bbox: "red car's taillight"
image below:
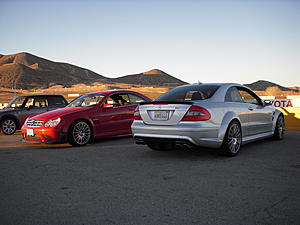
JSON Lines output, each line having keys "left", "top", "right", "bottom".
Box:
{"left": 134, "top": 106, "right": 142, "bottom": 120}
{"left": 181, "top": 105, "right": 211, "bottom": 121}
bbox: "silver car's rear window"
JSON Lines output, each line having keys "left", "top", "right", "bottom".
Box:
{"left": 156, "top": 85, "right": 220, "bottom": 101}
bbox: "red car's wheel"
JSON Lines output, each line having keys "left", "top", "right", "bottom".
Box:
{"left": 68, "top": 120, "right": 92, "bottom": 146}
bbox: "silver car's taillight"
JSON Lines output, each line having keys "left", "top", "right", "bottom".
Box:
{"left": 181, "top": 105, "right": 211, "bottom": 121}
{"left": 134, "top": 106, "right": 142, "bottom": 120}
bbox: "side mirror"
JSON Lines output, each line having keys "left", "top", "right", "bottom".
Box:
{"left": 102, "top": 103, "right": 114, "bottom": 109}
{"left": 264, "top": 100, "right": 272, "bottom": 106}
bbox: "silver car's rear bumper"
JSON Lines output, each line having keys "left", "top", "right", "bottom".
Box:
{"left": 131, "top": 121, "right": 223, "bottom": 148}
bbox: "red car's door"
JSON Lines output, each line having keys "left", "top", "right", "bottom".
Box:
{"left": 92, "top": 93, "right": 149, "bottom": 137}
{"left": 92, "top": 93, "right": 132, "bottom": 137}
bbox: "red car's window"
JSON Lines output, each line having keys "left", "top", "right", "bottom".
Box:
{"left": 67, "top": 94, "right": 106, "bottom": 107}
{"left": 105, "top": 94, "right": 130, "bottom": 107}
{"left": 128, "top": 94, "right": 147, "bottom": 104}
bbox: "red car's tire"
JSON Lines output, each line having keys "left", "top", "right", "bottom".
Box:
{"left": 68, "top": 120, "right": 92, "bottom": 147}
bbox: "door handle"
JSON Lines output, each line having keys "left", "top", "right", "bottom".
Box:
{"left": 248, "top": 106, "right": 254, "bottom": 111}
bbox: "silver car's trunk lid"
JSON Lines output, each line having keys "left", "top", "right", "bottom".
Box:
{"left": 139, "top": 102, "right": 192, "bottom": 125}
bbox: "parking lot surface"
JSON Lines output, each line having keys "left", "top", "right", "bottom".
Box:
{"left": 0, "top": 132, "right": 300, "bottom": 225}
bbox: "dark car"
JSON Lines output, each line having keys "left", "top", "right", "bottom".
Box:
{"left": 0, "top": 95, "right": 68, "bottom": 135}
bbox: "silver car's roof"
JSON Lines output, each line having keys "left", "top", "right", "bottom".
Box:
{"left": 180, "top": 83, "right": 256, "bottom": 102}
{"left": 190, "top": 82, "right": 241, "bottom": 87}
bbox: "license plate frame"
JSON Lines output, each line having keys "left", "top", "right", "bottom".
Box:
{"left": 26, "top": 129, "right": 34, "bottom": 136}
{"left": 153, "top": 111, "right": 169, "bottom": 121}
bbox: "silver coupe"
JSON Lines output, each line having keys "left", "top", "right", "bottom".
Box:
{"left": 131, "top": 83, "right": 284, "bottom": 156}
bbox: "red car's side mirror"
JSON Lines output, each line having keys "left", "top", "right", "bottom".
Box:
{"left": 102, "top": 103, "right": 114, "bottom": 109}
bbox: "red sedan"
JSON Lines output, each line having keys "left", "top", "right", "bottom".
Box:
{"left": 21, "top": 90, "right": 151, "bottom": 146}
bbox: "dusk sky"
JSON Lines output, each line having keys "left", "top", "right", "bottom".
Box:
{"left": 1, "top": 0, "right": 299, "bottom": 86}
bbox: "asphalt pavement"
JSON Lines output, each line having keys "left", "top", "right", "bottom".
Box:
{"left": 0, "top": 131, "right": 300, "bottom": 225}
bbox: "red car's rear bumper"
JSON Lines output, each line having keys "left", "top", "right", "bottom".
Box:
{"left": 21, "top": 125, "right": 67, "bottom": 144}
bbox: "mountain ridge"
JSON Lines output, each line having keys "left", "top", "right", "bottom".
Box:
{"left": 0, "top": 52, "right": 297, "bottom": 92}
{"left": 113, "top": 68, "right": 187, "bottom": 86}
{"left": 0, "top": 52, "right": 187, "bottom": 89}
{"left": 244, "top": 80, "right": 298, "bottom": 92}
{"left": 0, "top": 52, "right": 109, "bottom": 89}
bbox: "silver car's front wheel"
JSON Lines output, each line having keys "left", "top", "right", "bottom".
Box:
{"left": 273, "top": 115, "right": 285, "bottom": 140}
{"left": 218, "top": 121, "right": 242, "bottom": 156}
{"left": 1, "top": 119, "right": 17, "bottom": 135}
{"left": 68, "top": 120, "right": 92, "bottom": 146}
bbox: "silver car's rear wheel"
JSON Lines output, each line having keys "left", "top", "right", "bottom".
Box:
{"left": 218, "top": 121, "right": 242, "bottom": 156}
{"left": 1, "top": 118, "right": 17, "bottom": 135}
{"left": 68, "top": 120, "right": 92, "bottom": 146}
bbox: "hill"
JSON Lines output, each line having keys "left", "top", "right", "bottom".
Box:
{"left": 0, "top": 52, "right": 109, "bottom": 89}
{"left": 245, "top": 80, "right": 298, "bottom": 92}
{"left": 0, "top": 53, "right": 187, "bottom": 89}
{"left": 1, "top": 52, "right": 296, "bottom": 92}
{"left": 114, "top": 69, "right": 187, "bottom": 86}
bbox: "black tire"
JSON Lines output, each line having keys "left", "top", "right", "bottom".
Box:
{"left": 147, "top": 142, "right": 173, "bottom": 151}
{"left": 1, "top": 118, "right": 17, "bottom": 135}
{"left": 273, "top": 115, "right": 285, "bottom": 140}
{"left": 217, "top": 120, "right": 242, "bottom": 157}
{"left": 68, "top": 120, "right": 92, "bottom": 147}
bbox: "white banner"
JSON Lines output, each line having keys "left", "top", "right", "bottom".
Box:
{"left": 268, "top": 99, "right": 300, "bottom": 107}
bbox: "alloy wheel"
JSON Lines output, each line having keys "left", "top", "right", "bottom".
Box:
{"left": 72, "top": 121, "right": 91, "bottom": 145}
{"left": 277, "top": 116, "right": 285, "bottom": 139}
{"left": 227, "top": 123, "right": 242, "bottom": 154}
{"left": 2, "top": 119, "right": 17, "bottom": 135}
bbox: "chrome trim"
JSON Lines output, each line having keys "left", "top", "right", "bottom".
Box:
{"left": 26, "top": 120, "right": 44, "bottom": 127}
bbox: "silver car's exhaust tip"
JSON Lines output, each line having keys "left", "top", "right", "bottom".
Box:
{"left": 134, "top": 137, "right": 147, "bottom": 145}
{"left": 134, "top": 136, "right": 195, "bottom": 149}
{"left": 174, "top": 141, "right": 194, "bottom": 150}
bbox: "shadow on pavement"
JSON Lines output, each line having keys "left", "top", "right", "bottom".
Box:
{"left": 280, "top": 107, "right": 300, "bottom": 131}
{"left": 18, "top": 135, "right": 133, "bottom": 150}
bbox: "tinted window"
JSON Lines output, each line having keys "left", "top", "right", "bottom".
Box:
{"left": 48, "top": 96, "right": 67, "bottom": 106}
{"left": 67, "top": 94, "right": 106, "bottom": 107}
{"left": 6, "top": 96, "right": 26, "bottom": 108}
{"left": 156, "top": 85, "right": 220, "bottom": 102}
{"left": 225, "top": 87, "right": 261, "bottom": 105}
{"left": 225, "top": 87, "right": 243, "bottom": 102}
{"left": 128, "top": 94, "right": 146, "bottom": 104}
{"left": 25, "top": 97, "right": 48, "bottom": 108}
{"left": 238, "top": 89, "right": 260, "bottom": 105}
{"left": 105, "top": 94, "right": 130, "bottom": 107}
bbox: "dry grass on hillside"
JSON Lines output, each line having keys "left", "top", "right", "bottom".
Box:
{"left": 0, "top": 83, "right": 169, "bottom": 103}
{"left": 1, "top": 83, "right": 299, "bottom": 104}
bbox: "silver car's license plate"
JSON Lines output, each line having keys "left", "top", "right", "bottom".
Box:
{"left": 153, "top": 111, "right": 169, "bottom": 120}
